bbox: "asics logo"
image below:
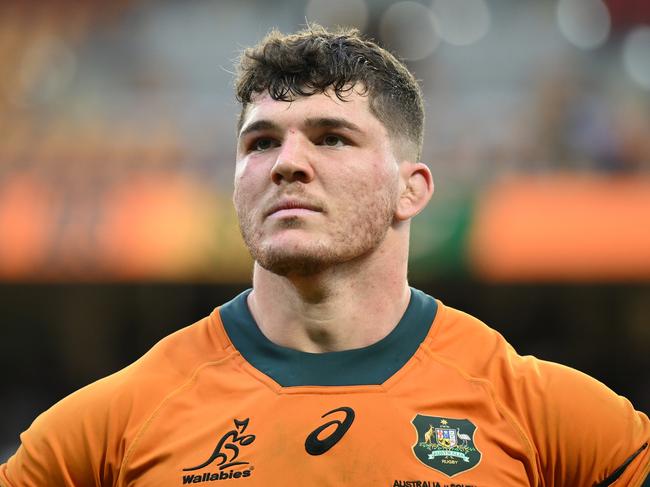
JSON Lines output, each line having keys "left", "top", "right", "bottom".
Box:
{"left": 305, "top": 406, "right": 355, "bottom": 456}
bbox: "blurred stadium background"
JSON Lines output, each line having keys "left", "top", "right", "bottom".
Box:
{"left": 1, "top": 0, "right": 649, "bottom": 461}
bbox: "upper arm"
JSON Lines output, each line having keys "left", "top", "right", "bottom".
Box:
{"left": 0, "top": 388, "right": 108, "bottom": 487}
{"left": 593, "top": 442, "right": 649, "bottom": 486}
{"left": 527, "top": 360, "right": 650, "bottom": 486}
{"left": 0, "top": 370, "right": 136, "bottom": 487}
{"left": 1, "top": 414, "right": 89, "bottom": 485}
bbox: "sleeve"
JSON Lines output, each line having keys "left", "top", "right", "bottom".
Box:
{"left": 0, "top": 375, "right": 130, "bottom": 487}
{"left": 526, "top": 360, "right": 650, "bottom": 487}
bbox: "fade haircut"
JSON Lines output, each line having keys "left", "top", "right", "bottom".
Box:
{"left": 235, "top": 24, "right": 424, "bottom": 160}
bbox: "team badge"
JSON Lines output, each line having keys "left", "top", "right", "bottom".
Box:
{"left": 411, "top": 415, "right": 481, "bottom": 477}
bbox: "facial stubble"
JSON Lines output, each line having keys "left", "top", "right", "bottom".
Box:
{"left": 234, "top": 185, "right": 398, "bottom": 277}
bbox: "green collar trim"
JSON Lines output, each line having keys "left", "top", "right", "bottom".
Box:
{"left": 219, "top": 287, "right": 437, "bottom": 387}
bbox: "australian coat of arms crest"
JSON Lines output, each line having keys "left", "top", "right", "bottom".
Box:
{"left": 411, "top": 415, "right": 481, "bottom": 477}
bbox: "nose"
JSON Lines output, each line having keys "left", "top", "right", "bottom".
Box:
{"left": 271, "top": 134, "right": 314, "bottom": 185}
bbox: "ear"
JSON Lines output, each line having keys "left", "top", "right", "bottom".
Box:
{"left": 395, "top": 161, "right": 434, "bottom": 221}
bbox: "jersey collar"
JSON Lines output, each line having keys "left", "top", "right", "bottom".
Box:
{"left": 218, "top": 287, "right": 437, "bottom": 387}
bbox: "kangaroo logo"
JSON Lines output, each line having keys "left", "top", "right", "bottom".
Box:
{"left": 424, "top": 424, "right": 435, "bottom": 445}
{"left": 183, "top": 418, "right": 256, "bottom": 471}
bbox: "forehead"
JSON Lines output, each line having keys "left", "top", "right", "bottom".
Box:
{"left": 239, "top": 89, "right": 381, "bottom": 135}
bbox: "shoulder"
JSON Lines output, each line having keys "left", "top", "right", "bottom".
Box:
{"left": 50, "top": 310, "right": 232, "bottom": 431}
{"left": 70, "top": 311, "right": 229, "bottom": 408}
{"left": 426, "top": 301, "right": 650, "bottom": 486}
{"left": 426, "top": 301, "right": 640, "bottom": 410}
{"left": 1, "top": 311, "right": 232, "bottom": 486}
{"left": 424, "top": 301, "right": 532, "bottom": 391}
{"left": 126, "top": 310, "right": 233, "bottom": 385}
{"left": 425, "top": 301, "right": 640, "bottom": 420}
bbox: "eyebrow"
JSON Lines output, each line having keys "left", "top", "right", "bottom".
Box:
{"left": 238, "top": 117, "right": 364, "bottom": 140}
{"left": 238, "top": 120, "right": 281, "bottom": 140}
{"left": 304, "top": 117, "right": 364, "bottom": 134}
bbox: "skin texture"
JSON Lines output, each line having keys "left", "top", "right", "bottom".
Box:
{"left": 233, "top": 88, "right": 434, "bottom": 352}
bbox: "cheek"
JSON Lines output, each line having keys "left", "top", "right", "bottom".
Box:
{"left": 338, "top": 160, "right": 396, "bottom": 199}
{"left": 234, "top": 162, "right": 266, "bottom": 206}
{"left": 330, "top": 154, "right": 385, "bottom": 185}
{"left": 334, "top": 179, "right": 388, "bottom": 217}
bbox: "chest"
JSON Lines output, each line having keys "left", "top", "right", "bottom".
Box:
{"left": 118, "top": 364, "right": 535, "bottom": 487}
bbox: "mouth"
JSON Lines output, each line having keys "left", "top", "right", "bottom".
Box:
{"left": 265, "top": 199, "right": 323, "bottom": 218}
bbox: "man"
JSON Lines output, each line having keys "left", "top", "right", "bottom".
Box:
{"left": 1, "top": 25, "right": 649, "bottom": 486}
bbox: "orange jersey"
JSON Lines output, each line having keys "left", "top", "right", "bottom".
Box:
{"left": 1, "top": 288, "right": 649, "bottom": 486}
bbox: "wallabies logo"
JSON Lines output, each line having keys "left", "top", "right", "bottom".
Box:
{"left": 184, "top": 418, "right": 255, "bottom": 472}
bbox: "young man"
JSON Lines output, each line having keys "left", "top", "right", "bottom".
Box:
{"left": 1, "top": 25, "right": 649, "bottom": 487}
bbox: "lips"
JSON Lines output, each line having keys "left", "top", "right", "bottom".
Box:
{"left": 265, "top": 199, "right": 323, "bottom": 217}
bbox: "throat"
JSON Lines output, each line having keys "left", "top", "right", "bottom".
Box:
{"left": 249, "top": 264, "right": 413, "bottom": 352}
{"left": 260, "top": 306, "right": 398, "bottom": 353}
{"left": 303, "top": 323, "right": 346, "bottom": 353}
{"left": 265, "top": 313, "right": 360, "bottom": 353}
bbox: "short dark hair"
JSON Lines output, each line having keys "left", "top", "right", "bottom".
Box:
{"left": 235, "top": 24, "right": 424, "bottom": 160}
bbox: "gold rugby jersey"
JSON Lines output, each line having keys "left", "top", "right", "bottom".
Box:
{"left": 1, "top": 288, "right": 649, "bottom": 486}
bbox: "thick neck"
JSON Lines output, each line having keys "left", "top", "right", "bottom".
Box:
{"left": 247, "top": 228, "right": 411, "bottom": 353}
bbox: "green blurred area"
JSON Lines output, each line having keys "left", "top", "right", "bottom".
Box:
{"left": 409, "top": 188, "right": 476, "bottom": 279}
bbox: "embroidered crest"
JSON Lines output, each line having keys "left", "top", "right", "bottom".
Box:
{"left": 411, "top": 415, "right": 481, "bottom": 477}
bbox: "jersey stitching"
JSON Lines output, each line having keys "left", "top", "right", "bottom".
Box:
{"left": 116, "top": 352, "right": 239, "bottom": 486}
{"left": 210, "top": 309, "right": 235, "bottom": 352}
{"left": 420, "top": 298, "right": 447, "bottom": 347}
{"left": 423, "top": 347, "right": 541, "bottom": 487}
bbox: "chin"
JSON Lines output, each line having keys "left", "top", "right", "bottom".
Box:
{"left": 259, "top": 258, "right": 327, "bottom": 277}
{"left": 255, "top": 246, "right": 333, "bottom": 277}
{"left": 245, "top": 223, "right": 393, "bottom": 277}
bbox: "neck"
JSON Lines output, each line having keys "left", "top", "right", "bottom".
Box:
{"left": 247, "top": 233, "right": 411, "bottom": 353}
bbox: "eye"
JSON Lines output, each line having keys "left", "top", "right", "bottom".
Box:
{"left": 250, "top": 138, "right": 278, "bottom": 152}
{"left": 321, "top": 134, "right": 346, "bottom": 147}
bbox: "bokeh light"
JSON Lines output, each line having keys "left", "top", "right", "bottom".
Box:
{"left": 379, "top": 1, "right": 439, "bottom": 61}
{"left": 556, "top": 0, "right": 611, "bottom": 49}
{"left": 305, "top": 0, "right": 369, "bottom": 31}
{"left": 622, "top": 26, "right": 650, "bottom": 90}
{"left": 431, "top": 0, "right": 491, "bottom": 46}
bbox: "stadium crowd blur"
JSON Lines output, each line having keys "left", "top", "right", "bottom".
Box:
{"left": 1, "top": 0, "right": 649, "bottom": 461}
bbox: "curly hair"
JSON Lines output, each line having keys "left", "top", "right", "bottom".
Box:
{"left": 235, "top": 24, "right": 424, "bottom": 160}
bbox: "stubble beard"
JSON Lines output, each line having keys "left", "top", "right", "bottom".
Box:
{"left": 235, "top": 189, "right": 398, "bottom": 278}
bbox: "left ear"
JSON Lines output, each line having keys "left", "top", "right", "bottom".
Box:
{"left": 395, "top": 161, "right": 434, "bottom": 221}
